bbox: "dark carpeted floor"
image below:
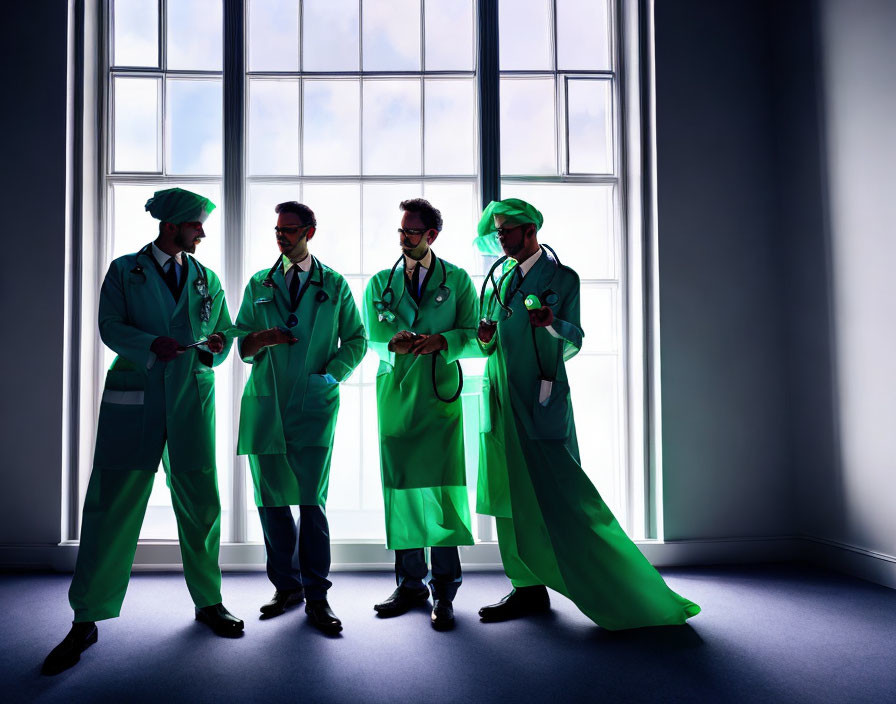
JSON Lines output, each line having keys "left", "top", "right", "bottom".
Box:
{"left": 2, "top": 564, "right": 895, "bottom": 703}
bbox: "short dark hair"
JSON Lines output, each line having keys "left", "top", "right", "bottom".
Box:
{"left": 274, "top": 201, "right": 316, "bottom": 228}
{"left": 399, "top": 198, "right": 442, "bottom": 232}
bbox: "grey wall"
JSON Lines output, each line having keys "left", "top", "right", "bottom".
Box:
{"left": 0, "top": 3, "right": 70, "bottom": 546}
{"left": 653, "top": 0, "right": 794, "bottom": 540}
{"left": 794, "top": 0, "right": 896, "bottom": 556}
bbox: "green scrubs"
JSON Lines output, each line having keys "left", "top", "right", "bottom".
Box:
{"left": 69, "top": 247, "right": 233, "bottom": 622}
{"left": 235, "top": 257, "right": 366, "bottom": 507}
{"left": 478, "top": 251, "right": 701, "bottom": 630}
{"left": 363, "top": 253, "right": 478, "bottom": 550}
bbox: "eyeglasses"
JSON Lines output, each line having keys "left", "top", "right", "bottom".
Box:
{"left": 496, "top": 225, "right": 524, "bottom": 237}
{"left": 274, "top": 225, "right": 308, "bottom": 235}
{"left": 397, "top": 228, "right": 429, "bottom": 240}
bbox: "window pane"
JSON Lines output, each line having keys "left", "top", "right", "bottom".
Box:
{"left": 498, "top": 0, "right": 552, "bottom": 70}
{"left": 422, "top": 181, "right": 478, "bottom": 275}
{"left": 557, "top": 0, "right": 611, "bottom": 71}
{"left": 248, "top": 79, "right": 300, "bottom": 176}
{"left": 424, "top": 79, "right": 476, "bottom": 175}
{"left": 113, "top": 77, "right": 160, "bottom": 172}
{"left": 363, "top": 80, "right": 421, "bottom": 175}
{"left": 303, "top": 80, "right": 360, "bottom": 176}
{"left": 245, "top": 182, "right": 301, "bottom": 278}
{"left": 166, "top": 0, "right": 222, "bottom": 71}
{"left": 567, "top": 79, "right": 612, "bottom": 174}
{"left": 248, "top": 0, "right": 300, "bottom": 72}
{"left": 303, "top": 183, "right": 362, "bottom": 274}
{"left": 500, "top": 78, "right": 556, "bottom": 175}
{"left": 580, "top": 285, "right": 617, "bottom": 354}
{"left": 166, "top": 79, "right": 223, "bottom": 175}
{"left": 567, "top": 356, "right": 623, "bottom": 518}
{"left": 327, "top": 385, "right": 362, "bottom": 511}
{"left": 113, "top": 0, "right": 158, "bottom": 67}
{"left": 424, "top": 0, "right": 473, "bottom": 71}
{"left": 302, "top": 0, "right": 359, "bottom": 71}
{"left": 362, "top": 181, "right": 423, "bottom": 271}
{"left": 360, "top": 383, "right": 386, "bottom": 516}
{"left": 363, "top": 0, "right": 421, "bottom": 71}
{"left": 499, "top": 182, "right": 614, "bottom": 279}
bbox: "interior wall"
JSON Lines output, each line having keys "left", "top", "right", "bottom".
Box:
{"left": 652, "top": 0, "right": 794, "bottom": 540}
{"left": 0, "top": 3, "right": 70, "bottom": 546}
{"left": 794, "top": 0, "right": 896, "bottom": 557}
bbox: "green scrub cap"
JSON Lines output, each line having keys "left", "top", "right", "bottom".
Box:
{"left": 474, "top": 198, "right": 544, "bottom": 255}
{"left": 145, "top": 187, "right": 216, "bottom": 225}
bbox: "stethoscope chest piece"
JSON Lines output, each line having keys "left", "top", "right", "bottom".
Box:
{"left": 434, "top": 284, "right": 451, "bottom": 305}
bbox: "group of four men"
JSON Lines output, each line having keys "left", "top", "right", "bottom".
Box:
{"left": 43, "top": 187, "right": 699, "bottom": 675}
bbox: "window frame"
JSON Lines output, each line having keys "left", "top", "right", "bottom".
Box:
{"left": 66, "top": 0, "right": 660, "bottom": 561}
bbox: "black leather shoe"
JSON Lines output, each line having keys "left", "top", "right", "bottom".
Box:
{"left": 306, "top": 599, "right": 343, "bottom": 634}
{"left": 259, "top": 588, "right": 305, "bottom": 617}
{"left": 41, "top": 622, "right": 98, "bottom": 675}
{"left": 373, "top": 586, "right": 430, "bottom": 618}
{"left": 478, "top": 586, "right": 551, "bottom": 622}
{"left": 195, "top": 603, "right": 245, "bottom": 637}
{"left": 431, "top": 599, "right": 455, "bottom": 631}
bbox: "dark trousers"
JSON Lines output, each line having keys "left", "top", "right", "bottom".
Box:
{"left": 257, "top": 505, "right": 332, "bottom": 601}
{"left": 395, "top": 547, "right": 462, "bottom": 602}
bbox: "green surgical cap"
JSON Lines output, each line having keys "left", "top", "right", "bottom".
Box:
{"left": 474, "top": 198, "right": 544, "bottom": 255}
{"left": 145, "top": 187, "right": 216, "bottom": 225}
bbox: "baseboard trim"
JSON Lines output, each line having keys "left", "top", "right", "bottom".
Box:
{"left": 0, "top": 537, "right": 794, "bottom": 573}
{"left": 800, "top": 535, "right": 896, "bottom": 590}
{"left": 3, "top": 536, "right": 894, "bottom": 591}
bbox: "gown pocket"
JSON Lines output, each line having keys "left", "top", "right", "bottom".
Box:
{"left": 530, "top": 378, "right": 571, "bottom": 440}
{"left": 93, "top": 391, "right": 146, "bottom": 470}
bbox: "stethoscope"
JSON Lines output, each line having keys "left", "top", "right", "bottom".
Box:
{"left": 261, "top": 254, "right": 329, "bottom": 328}
{"left": 479, "top": 244, "right": 565, "bottom": 383}
{"left": 374, "top": 252, "right": 461, "bottom": 404}
{"left": 373, "top": 252, "right": 450, "bottom": 323}
{"left": 478, "top": 244, "right": 563, "bottom": 323}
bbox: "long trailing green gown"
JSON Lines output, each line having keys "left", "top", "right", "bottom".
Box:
{"left": 478, "top": 249, "right": 700, "bottom": 630}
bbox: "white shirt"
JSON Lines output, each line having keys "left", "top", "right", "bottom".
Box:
{"left": 516, "top": 246, "right": 543, "bottom": 278}
{"left": 151, "top": 242, "right": 183, "bottom": 269}
{"left": 282, "top": 253, "right": 312, "bottom": 289}
{"left": 404, "top": 249, "right": 432, "bottom": 295}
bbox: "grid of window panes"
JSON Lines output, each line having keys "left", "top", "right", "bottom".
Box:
{"left": 243, "top": 0, "right": 481, "bottom": 542}
{"left": 96, "top": 0, "right": 636, "bottom": 546}
{"left": 104, "top": 0, "right": 234, "bottom": 540}
{"left": 498, "top": 0, "right": 629, "bottom": 529}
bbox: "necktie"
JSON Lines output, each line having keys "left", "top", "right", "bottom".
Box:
{"left": 165, "top": 258, "right": 181, "bottom": 302}
{"left": 288, "top": 265, "right": 301, "bottom": 308}
{"left": 410, "top": 263, "right": 421, "bottom": 302}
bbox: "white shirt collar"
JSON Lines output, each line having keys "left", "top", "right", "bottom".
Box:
{"left": 404, "top": 248, "right": 433, "bottom": 273}
{"left": 516, "top": 247, "right": 543, "bottom": 277}
{"left": 151, "top": 242, "right": 183, "bottom": 268}
{"left": 282, "top": 253, "right": 312, "bottom": 274}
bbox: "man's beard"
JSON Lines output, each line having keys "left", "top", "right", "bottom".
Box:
{"left": 174, "top": 228, "right": 198, "bottom": 253}
{"left": 500, "top": 238, "right": 524, "bottom": 258}
{"left": 402, "top": 240, "right": 428, "bottom": 261}
{"left": 283, "top": 235, "right": 308, "bottom": 262}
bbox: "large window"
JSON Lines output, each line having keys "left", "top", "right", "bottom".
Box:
{"left": 82, "top": 0, "right": 644, "bottom": 552}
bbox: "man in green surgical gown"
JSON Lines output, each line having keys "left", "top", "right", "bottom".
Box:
{"left": 43, "top": 188, "right": 241, "bottom": 676}
{"left": 363, "top": 198, "right": 479, "bottom": 631}
{"left": 235, "top": 201, "right": 366, "bottom": 634}
{"left": 475, "top": 198, "right": 700, "bottom": 629}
